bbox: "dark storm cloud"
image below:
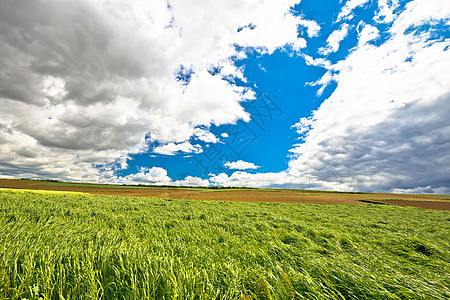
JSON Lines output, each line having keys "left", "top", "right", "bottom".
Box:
{"left": 287, "top": 93, "right": 450, "bottom": 194}
{"left": 0, "top": 0, "right": 153, "bottom": 106}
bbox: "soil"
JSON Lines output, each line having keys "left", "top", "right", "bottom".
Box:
{"left": 374, "top": 199, "right": 450, "bottom": 210}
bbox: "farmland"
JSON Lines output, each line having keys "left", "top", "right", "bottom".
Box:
{"left": 0, "top": 187, "right": 449, "bottom": 299}
{"left": 1, "top": 179, "right": 449, "bottom": 210}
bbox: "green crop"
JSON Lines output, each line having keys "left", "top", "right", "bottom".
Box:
{"left": 0, "top": 189, "right": 449, "bottom": 299}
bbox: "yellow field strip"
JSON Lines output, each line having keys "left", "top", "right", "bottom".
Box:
{"left": 0, "top": 187, "right": 88, "bottom": 195}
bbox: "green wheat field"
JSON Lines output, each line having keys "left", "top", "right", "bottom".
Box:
{"left": 0, "top": 188, "right": 449, "bottom": 299}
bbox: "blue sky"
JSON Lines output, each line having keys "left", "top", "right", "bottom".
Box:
{"left": 1, "top": 0, "right": 449, "bottom": 193}
{"left": 120, "top": 48, "right": 322, "bottom": 180}
{"left": 120, "top": 0, "right": 391, "bottom": 179}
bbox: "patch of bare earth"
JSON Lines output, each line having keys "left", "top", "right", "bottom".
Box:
{"left": 374, "top": 199, "right": 450, "bottom": 210}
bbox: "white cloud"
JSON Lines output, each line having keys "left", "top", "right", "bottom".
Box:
{"left": 174, "top": 176, "right": 210, "bottom": 187}
{"left": 306, "top": 71, "right": 334, "bottom": 96}
{"left": 288, "top": 0, "right": 450, "bottom": 193}
{"left": 303, "top": 55, "right": 332, "bottom": 69}
{"left": 210, "top": 0, "right": 450, "bottom": 194}
{"left": 120, "top": 167, "right": 172, "bottom": 185}
{"left": 0, "top": 0, "right": 309, "bottom": 182}
{"left": 374, "top": 0, "right": 399, "bottom": 23}
{"left": 337, "top": 0, "right": 370, "bottom": 22}
{"left": 357, "top": 23, "right": 379, "bottom": 45}
{"left": 153, "top": 142, "right": 203, "bottom": 156}
{"left": 319, "top": 23, "right": 350, "bottom": 55}
{"left": 224, "top": 160, "right": 260, "bottom": 170}
{"left": 297, "top": 19, "right": 321, "bottom": 37}
{"left": 390, "top": 0, "right": 450, "bottom": 34}
{"left": 391, "top": 186, "right": 449, "bottom": 195}
{"left": 118, "top": 167, "right": 210, "bottom": 187}
{"left": 194, "top": 128, "right": 219, "bottom": 144}
{"left": 209, "top": 171, "right": 290, "bottom": 187}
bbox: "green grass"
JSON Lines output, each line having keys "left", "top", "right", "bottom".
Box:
{"left": 0, "top": 189, "right": 449, "bottom": 299}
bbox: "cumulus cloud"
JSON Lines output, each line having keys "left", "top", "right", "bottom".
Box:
{"left": 306, "top": 71, "right": 334, "bottom": 96}
{"left": 210, "top": 0, "right": 450, "bottom": 194}
{"left": 119, "top": 167, "right": 209, "bottom": 186}
{"left": 0, "top": 0, "right": 309, "bottom": 182}
{"left": 357, "top": 23, "right": 379, "bottom": 45}
{"left": 319, "top": 23, "right": 350, "bottom": 55}
{"left": 153, "top": 142, "right": 203, "bottom": 156}
{"left": 118, "top": 167, "right": 209, "bottom": 187}
{"left": 389, "top": 0, "right": 450, "bottom": 34}
{"left": 208, "top": 172, "right": 264, "bottom": 187}
{"left": 337, "top": 0, "right": 370, "bottom": 22}
{"left": 297, "top": 19, "right": 321, "bottom": 37}
{"left": 374, "top": 0, "right": 399, "bottom": 23}
{"left": 174, "top": 176, "right": 210, "bottom": 187}
{"left": 194, "top": 128, "right": 219, "bottom": 144}
{"left": 224, "top": 160, "right": 260, "bottom": 170}
{"left": 120, "top": 167, "right": 173, "bottom": 185}
{"left": 289, "top": 0, "right": 450, "bottom": 193}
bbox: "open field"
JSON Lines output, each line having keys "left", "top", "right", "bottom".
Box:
{"left": 1, "top": 179, "right": 449, "bottom": 210}
{"left": 0, "top": 188, "right": 449, "bottom": 299}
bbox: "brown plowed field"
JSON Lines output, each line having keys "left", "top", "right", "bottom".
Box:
{"left": 374, "top": 199, "right": 450, "bottom": 210}
{"left": 1, "top": 178, "right": 449, "bottom": 210}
